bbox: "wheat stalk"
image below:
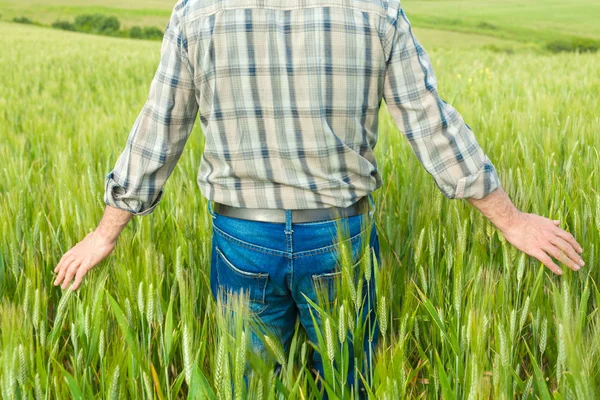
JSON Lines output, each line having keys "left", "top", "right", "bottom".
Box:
{"left": 182, "top": 323, "right": 193, "bottom": 385}
{"left": 539, "top": 317, "right": 548, "bottom": 356}
{"left": 325, "top": 318, "right": 335, "bottom": 363}
{"left": 338, "top": 304, "right": 346, "bottom": 343}
{"left": 109, "top": 365, "right": 120, "bottom": 400}
{"left": 264, "top": 335, "right": 286, "bottom": 367}
{"left": 378, "top": 296, "right": 388, "bottom": 338}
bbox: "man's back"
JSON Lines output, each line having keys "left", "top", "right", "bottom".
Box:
{"left": 179, "top": 0, "right": 392, "bottom": 210}
{"left": 104, "top": 0, "right": 500, "bottom": 215}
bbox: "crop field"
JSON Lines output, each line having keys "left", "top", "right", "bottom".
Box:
{"left": 0, "top": 0, "right": 600, "bottom": 398}
{"left": 2, "top": 0, "right": 600, "bottom": 45}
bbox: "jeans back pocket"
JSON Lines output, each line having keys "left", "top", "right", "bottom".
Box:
{"left": 214, "top": 246, "right": 270, "bottom": 316}
{"left": 311, "top": 250, "right": 367, "bottom": 310}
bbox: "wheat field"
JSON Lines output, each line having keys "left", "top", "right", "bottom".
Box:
{"left": 0, "top": 9, "right": 599, "bottom": 399}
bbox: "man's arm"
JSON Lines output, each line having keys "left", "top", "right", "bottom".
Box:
{"left": 381, "top": 3, "right": 583, "bottom": 275}
{"left": 467, "top": 187, "right": 583, "bottom": 275}
{"left": 54, "top": 205, "right": 132, "bottom": 289}
{"left": 382, "top": 4, "right": 500, "bottom": 201}
{"left": 54, "top": 1, "right": 198, "bottom": 290}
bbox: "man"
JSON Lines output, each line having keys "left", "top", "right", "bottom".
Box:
{"left": 53, "top": 0, "right": 584, "bottom": 393}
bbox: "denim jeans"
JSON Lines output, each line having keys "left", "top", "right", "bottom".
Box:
{"left": 208, "top": 194, "right": 381, "bottom": 396}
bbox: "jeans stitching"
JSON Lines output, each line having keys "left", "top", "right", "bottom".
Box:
{"left": 293, "top": 214, "right": 363, "bottom": 226}
{"left": 293, "top": 221, "right": 372, "bottom": 258}
{"left": 213, "top": 224, "right": 289, "bottom": 256}
{"left": 214, "top": 246, "right": 270, "bottom": 316}
{"left": 310, "top": 252, "right": 365, "bottom": 281}
{"left": 215, "top": 277, "right": 270, "bottom": 316}
{"left": 215, "top": 246, "right": 269, "bottom": 278}
{"left": 208, "top": 200, "right": 217, "bottom": 219}
{"left": 212, "top": 218, "right": 372, "bottom": 258}
{"left": 285, "top": 210, "right": 294, "bottom": 289}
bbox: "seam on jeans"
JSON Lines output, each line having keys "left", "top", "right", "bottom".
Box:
{"left": 293, "top": 214, "right": 363, "bottom": 226}
{"left": 212, "top": 214, "right": 373, "bottom": 258}
{"left": 215, "top": 246, "right": 269, "bottom": 278}
{"left": 285, "top": 209, "right": 294, "bottom": 289}
{"left": 293, "top": 224, "right": 369, "bottom": 259}
{"left": 287, "top": 256, "right": 293, "bottom": 291}
{"left": 212, "top": 224, "right": 288, "bottom": 256}
{"left": 214, "top": 247, "right": 270, "bottom": 316}
{"left": 311, "top": 252, "right": 365, "bottom": 281}
{"left": 214, "top": 280, "right": 270, "bottom": 316}
{"left": 217, "top": 294, "right": 270, "bottom": 316}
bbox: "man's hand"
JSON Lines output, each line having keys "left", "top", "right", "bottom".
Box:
{"left": 54, "top": 230, "right": 116, "bottom": 290}
{"left": 467, "top": 187, "right": 584, "bottom": 275}
{"left": 500, "top": 212, "right": 583, "bottom": 275}
{"left": 53, "top": 205, "right": 133, "bottom": 290}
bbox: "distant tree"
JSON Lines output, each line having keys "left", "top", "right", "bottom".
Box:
{"left": 52, "top": 20, "right": 76, "bottom": 31}
{"left": 547, "top": 37, "right": 599, "bottom": 53}
{"left": 74, "top": 14, "right": 120, "bottom": 35}
{"left": 129, "top": 26, "right": 144, "bottom": 39}
{"left": 13, "top": 16, "right": 35, "bottom": 25}
{"left": 142, "top": 27, "right": 164, "bottom": 40}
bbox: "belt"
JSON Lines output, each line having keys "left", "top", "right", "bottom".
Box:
{"left": 212, "top": 196, "right": 370, "bottom": 223}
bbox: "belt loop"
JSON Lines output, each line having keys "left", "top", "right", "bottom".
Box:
{"left": 207, "top": 200, "right": 216, "bottom": 219}
{"left": 285, "top": 210, "right": 293, "bottom": 233}
{"left": 367, "top": 193, "right": 375, "bottom": 219}
{"left": 284, "top": 209, "right": 293, "bottom": 254}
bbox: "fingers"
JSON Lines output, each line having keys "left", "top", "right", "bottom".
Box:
{"left": 54, "top": 257, "right": 76, "bottom": 286}
{"left": 549, "top": 235, "right": 584, "bottom": 269}
{"left": 532, "top": 250, "right": 562, "bottom": 275}
{"left": 55, "top": 252, "right": 74, "bottom": 273}
{"left": 54, "top": 255, "right": 90, "bottom": 290}
{"left": 542, "top": 243, "right": 580, "bottom": 272}
{"left": 61, "top": 260, "right": 82, "bottom": 290}
{"left": 71, "top": 265, "right": 89, "bottom": 291}
{"left": 554, "top": 227, "right": 583, "bottom": 254}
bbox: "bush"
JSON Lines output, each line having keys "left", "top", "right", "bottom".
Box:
{"left": 129, "top": 26, "right": 144, "bottom": 39}
{"left": 477, "top": 21, "right": 498, "bottom": 30}
{"left": 74, "top": 14, "right": 120, "bottom": 35}
{"left": 127, "top": 26, "right": 163, "bottom": 40}
{"left": 142, "top": 26, "right": 164, "bottom": 40}
{"left": 52, "top": 20, "right": 76, "bottom": 31}
{"left": 546, "top": 37, "right": 599, "bottom": 53}
{"left": 47, "top": 13, "right": 163, "bottom": 41}
{"left": 13, "top": 16, "right": 34, "bottom": 25}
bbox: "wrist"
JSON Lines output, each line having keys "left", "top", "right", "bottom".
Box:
{"left": 94, "top": 205, "right": 134, "bottom": 245}
{"left": 94, "top": 225, "right": 119, "bottom": 245}
{"left": 467, "top": 187, "right": 521, "bottom": 233}
{"left": 491, "top": 205, "right": 522, "bottom": 233}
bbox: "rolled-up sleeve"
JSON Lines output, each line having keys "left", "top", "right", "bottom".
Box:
{"left": 104, "top": 3, "right": 198, "bottom": 216}
{"left": 381, "top": 5, "right": 501, "bottom": 199}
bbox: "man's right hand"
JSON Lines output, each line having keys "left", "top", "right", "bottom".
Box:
{"left": 53, "top": 205, "right": 133, "bottom": 290}
{"left": 499, "top": 211, "right": 584, "bottom": 275}
{"left": 53, "top": 230, "right": 116, "bottom": 290}
{"left": 467, "top": 187, "right": 584, "bottom": 276}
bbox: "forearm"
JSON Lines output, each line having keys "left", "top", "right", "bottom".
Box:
{"left": 95, "top": 205, "right": 134, "bottom": 244}
{"left": 466, "top": 187, "right": 520, "bottom": 233}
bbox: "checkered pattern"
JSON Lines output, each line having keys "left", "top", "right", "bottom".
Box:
{"left": 105, "top": 0, "right": 501, "bottom": 216}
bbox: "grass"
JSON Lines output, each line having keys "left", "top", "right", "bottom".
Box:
{"left": 0, "top": 0, "right": 173, "bottom": 29}
{"left": 410, "top": 27, "right": 518, "bottom": 50}
{"left": 1, "top": 7, "right": 600, "bottom": 399}
{"left": 403, "top": 0, "right": 600, "bottom": 43}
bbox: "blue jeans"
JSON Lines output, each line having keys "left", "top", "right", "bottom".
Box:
{"left": 208, "top": 194, "right": 381, "bottom": 395}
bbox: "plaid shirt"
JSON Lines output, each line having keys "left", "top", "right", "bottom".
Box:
{"left": 105, "top": 0, "right": 501, "bottom": 215}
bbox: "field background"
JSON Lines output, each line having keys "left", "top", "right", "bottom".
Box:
{"left": 1, "top": 0, "right": 599, "bottom": 399}
{"left": 3, "top": 0, "right": 600, "bottom": 47}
